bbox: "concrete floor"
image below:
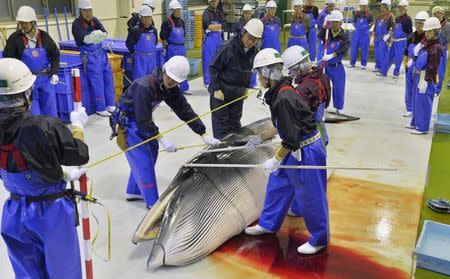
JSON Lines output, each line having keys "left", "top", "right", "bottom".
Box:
{"left": 0, "top": 62, "right": 437, "bottom": 278}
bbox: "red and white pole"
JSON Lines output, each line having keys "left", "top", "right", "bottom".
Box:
{"left": 72, "top": 68, "right": 93, "bottom": 279}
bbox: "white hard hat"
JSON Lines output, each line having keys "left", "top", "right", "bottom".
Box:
{"left": 16, "top": 6, "right": 38, "bottom": 22}
{"left": 143, "top": 0, "right": 155, "bottom": 8}
{"left": 266, "top": 1, "right": 277, "bottom": 9}
{"left": 0, "top": 58, "right": 36, "bottom": 95}
{"left": 359, "top": 0, "right": 368, "bottom": 5}
{"left": 325, "top": 0, "right": 336, "bottom": 4}
{"left": 244, "top": 18, "right": 264, "bottom": 38}
{"left": 78, "top": 0, "right": 93, "bottom": 9}
{"left": 281, "top": 45, "right": 309, "bottom": 71}
{"left": 398, "top": 0, "right": 408, "bottom": 7}
{"left": 242, "top": 4, "right": 253, "bottom": 11}
{"left": 253, "top": 48, "right": 282, "bottom": 70}
{"left": 380, "top": 0, "right": 391, "bottom": 6}
{"left": 293, "top": 0, "right": 303, "bottom": 6}
{"left": 423, "top": 17, "right": 441, "bottom": 31}
{"left": 432, "top": 6, "right": 445, "bottom": 15}
{"left": 164, "top": 56, "right": 190, "bottom": 83}
{"left": 169, "top": 0, "right": 182, "bottom": 10}
{"left": 329, "top": 10, "right": 344, "bottom": 22}
{"left": 415, "top": 11, "right": 429, "bottom": 21}
{"left": 139, "top": 5, "right": 153, "bottom": 16}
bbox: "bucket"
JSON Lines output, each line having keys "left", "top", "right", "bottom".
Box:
{"left": 188, "top": 58, "right": 200, "bottom": 77}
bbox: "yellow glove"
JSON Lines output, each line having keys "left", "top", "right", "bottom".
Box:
{"left": 402, "top": 55, "right": 409, "bottom": 68}
{"left": 213, "top": 90, "right": 225, "bottom": 101}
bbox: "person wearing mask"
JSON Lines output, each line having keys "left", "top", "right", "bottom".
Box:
{"left": 72, "top": 0, "right": 115, "bottom": 117}
{"left": 202, "top": 0, "right": 225, "bottom": 87}
{"left": 209, "top": 19, "right": 263, "bottom": 139}
{"left": 303, "top": 0, "right": 319, "bottom": 61}
{"left": 372, "top": 0, "right": 394, "bottom": 73}
{"left": 244, "top": 48, "right": 329, "bottom": 255}
{"left": 261, "top": 1, "right": 281, "bottom": 52}
{"left": 407, "top": 17, "right": 443, "bottom": 135}
{"left": 402, "top": 11, "right": 428, "bottom": 118}
{"left": 0, "top": 58, "right": 89, "bottom": 278}
{"left": 317, "top": 0, "right": 336, "bottom": 61}
{"left": 3, "top": 6, "right": 59, "bottom": 117}
{"left": 126, "top": 5, "right": 158, "bottom": 80}
{"left": 288, "top": 0, "right": 311, "bottom": 50}
{"left": 160, "top": 0, "right": 191, "bottom": 95}
{"left": 111, "top": 56, "right": 221, "bottom": 208}
{"left": 127, "top": 0, "right": 156, "bottom": 29}
{"left": 223, "top": 0, "right": 236, "bottom": 40}
{"left": 348, "top": 0, "right": 373, "bottom": 69}
{"left": 319, "top": 10, "right": 350, "bottom": 114}
{"left": 379, "top": 0, "right": 412, "bottom": 78}
{"left": 432, "top": 6, "right": 450, "bottom": 92}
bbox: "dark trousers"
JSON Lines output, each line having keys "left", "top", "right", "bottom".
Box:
{"left": 210, "top": 94, "right": 244, "bottom": 140}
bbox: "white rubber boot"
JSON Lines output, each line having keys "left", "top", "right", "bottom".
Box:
{"left": 244, "top": 224, "right": 274, "bottom": 235}
{"left": 297, "top": 242, "right": 326, "bottom": 254}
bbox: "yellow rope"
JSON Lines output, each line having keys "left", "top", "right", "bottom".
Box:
{"left": 85, "top": 90, "right": 258, "bottom": 169}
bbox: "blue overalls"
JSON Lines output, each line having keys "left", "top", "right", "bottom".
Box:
{"left": 374, "top": 15, "right": 390, "bottom": 71}
{"left": 436, "top": 20, "right": 448, "bottom": 94}
{"left": 317, "top": 9, "right": 331, "bottom": 61}
{"left": 21, "top": 34, "right": 57, "bottom": 117}
{"left": 305, "top": 8, "right": 317, "bottom": 61}
{"left": 350, "top": 13, "right": 370, "bottom": 67}
{"left": 404, "top": 41, "right": 416, "bottom": 113}
{"left": 258, "top": 130, "right": 329, "bottom": 247}
{"left": 261, "top": 16, "right": 281, "bottom": 52}
{"left": 325, "top": 38, "right": 346, "bottom": 110}
{"left": 381, "top": 17, "right": 408, "bottom": 76}
{"left": 287, "top": 16, "right": 309, "bottom": 50}
{"left": 0, "top": 145, "right": 81, "bottom": 279}
{"left": 410, "top": 47, "right": 444, "bottom": 132}
{"left": 202, "top": 12, "right": 223, "bottom": 86}
{"left": 133, "top": 28, "right": 157, "bottom": 80}
{"left": 166, "top": 17, "right": 189, "bottom": 92}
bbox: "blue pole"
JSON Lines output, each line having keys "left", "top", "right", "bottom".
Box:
{"left": 44, "top": 8, "right": 49, "bottom": 33}
{"left": 54, "top": 8, "right": 62, "bottom": 41}
{"left": 64, "top": 7, "right": 71, "bottom": 40}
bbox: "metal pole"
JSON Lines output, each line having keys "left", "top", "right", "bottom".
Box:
{"left": 44, "top": 8, "right": 49, "bottom": 33}
{"left": 64, "top": 7, "right": 71, "bottom": 40}
{"left": 54, "top": 8, "right": 62, "bottom": 41}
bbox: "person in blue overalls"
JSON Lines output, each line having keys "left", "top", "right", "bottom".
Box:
{"left": 402, "top": 11, "right": 428, "bottom": 118}
{"left": 3, "top": 6, "right": 59, "bottom": 117}
{"left": 0, "top": 58, "right": 89, "bottom": 279}
{"left": 407, "top": 17, "right": 443, "bottom": 135}
{"left": 317, "top": 0, "right": 335, "bottom": 61}
{"left": 319, "top": 10, "right": 350, "bottom": 114}
{"left": 202, "top": 0, "right": 225, "bottom": 87}
{"left": 373, "top": 0, "right": 394, "bottom": 73}
{"left": 245, "top": 48, "right": 329, "bottom": 255}
{"left": 72, "top": 0, "right": 115, "bottom": 117}
{"left": 261, "top": 1, "right": 281, "bottom": 52}
{"left": 126, "top": 5, "right": 158, "bottom": 80}
{"left": 432, "top": 6, "right": 450, "bottom": 93}
{"left": 160, "top": 0, "right": 191, "bottom": 95}
{"left": 379, "top": 0, "right": 412, "bottom": 78}
{"left": 303, "top": 0, "right": 319, "bottom": 62}
{"left": 288, "top": 0, "right": 310, "bottom": 50}
{"left": 112, "top": 56, "right": 221, "bottom": 208}
{"left": 348, "top": 0, "right": 373, "bottom": 69}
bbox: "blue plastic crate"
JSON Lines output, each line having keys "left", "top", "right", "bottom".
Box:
{"left": 415, "top": 220, "right": 450, "bottom": 276}
{"left": 58, "top": 40, "right": 78, "bottom": 51}
{"left": 58, "top": 112, "right": 71, "bottom": 123}
{"left": 435, "top": 113, "right": 450, "bottom": 134}
{"left": 56, "top": 92, "right": 74, "bottom": 113}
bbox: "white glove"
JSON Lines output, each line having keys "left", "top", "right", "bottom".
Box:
{"left": 262, "top": 157, "right": 281, "bottom": 172}
{"left": 50, "top": 74, "right": 59, "bottom": 85}
{"left": 244, "top": 135, "right": 262, "bottom": 150}
{"left": 418, "top": 80, "right": 427, "bottom": 94}
{"left": 406, "top": 58, "right": 413, "bottom": 68}
{"left": 65, "top": 168, "right": 87, "bottom": 182}
{"left": 70, "top": 107, "right": 88, "bottom": 130}
{"left": 201, "top": 135, "right": 222, "bottom": 147}
{"left": 414, "top": 43, "right": 424, "bottom": 56}
{"left": 158, "top": 136, "right": 177, "bottom": 152}
{"left": 383, "top": 34, "right": 390, "bottom": 42}
{"left": 322, "top": 53, "right": 335, "bottom": 61}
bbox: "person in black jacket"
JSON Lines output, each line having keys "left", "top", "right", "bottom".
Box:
{"left": 3, "top": 6, "right": 60, "bottom": 117}
{"left": 208, "top": 18, "right": 263, "bottom": 139}
{"left": 0, "top": 58, "right": 89, "bottom": 278}
{"left": 244, "top": 48, "right": 329, "bottom": 255}
{"left": 111, "top": 56, "right": 221, "bottom": 208}
{"left": 127, "top": 0, "right": 156, "bottom": 29}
